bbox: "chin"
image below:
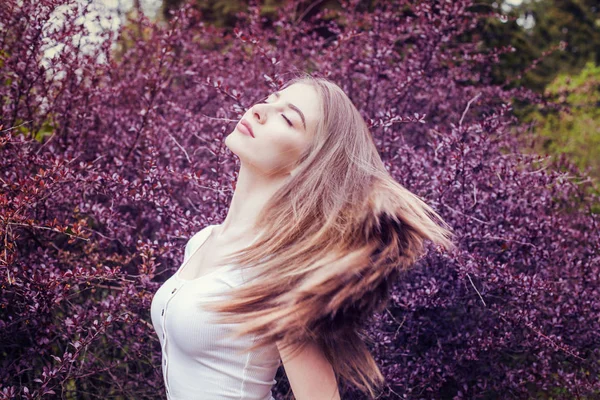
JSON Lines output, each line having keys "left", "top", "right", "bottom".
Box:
{"left": 224, "top": 132, "right": 238, "bottom": 151}
{"left": 224, "top": 134, "right": 249, "bottom": 160}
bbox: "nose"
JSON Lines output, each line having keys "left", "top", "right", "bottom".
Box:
{"left": 251, "top": 103, "right": 268, "bottom": 124}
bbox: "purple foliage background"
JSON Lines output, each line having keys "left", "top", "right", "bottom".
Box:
{"left": 0, "top": 0, "right": 598, "bottom": 399}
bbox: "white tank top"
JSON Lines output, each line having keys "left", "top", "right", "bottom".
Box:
{"left": 150, "top": 224, "right": 281, "bottom": 400}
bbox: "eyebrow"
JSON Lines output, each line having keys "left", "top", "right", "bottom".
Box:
{"left": 272, "top": 92, "right": 306, "bottom": 131}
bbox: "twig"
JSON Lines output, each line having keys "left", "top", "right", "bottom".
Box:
{"left": 459, "top": 92, "right": 482, "bottom": 128}
{"left": 7, "top": 222, "right": 90, "bottom": 241}
{"left": 385, "top": 308, "right": 407, "bottom": 338}
{"left": 197, "top": 112, "right": 238, "bottom": 122}
{"left": 444, "top": 204, "right": 491, "bottom": 225}
{"left": 295, "top": 0, "right": 326, "bottom": 24}
{"left": 482, "top": 234, "right": 537, "bottom": 248}
{"left": 466, "top": 273, "right": 486, "bottom": 307}
{"left": 168, "top": 132, "right": 191, "bottom": 163}
{"left": 0, "top": 120, "right": 33, "bottom": 133}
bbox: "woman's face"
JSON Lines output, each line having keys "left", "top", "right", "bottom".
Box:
{"left": 225, "top": 83, "right": 321, "bottom": 176}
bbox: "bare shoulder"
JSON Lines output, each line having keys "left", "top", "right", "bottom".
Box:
{"left": 184, "top": 224, "right": 215, "bottom": 259}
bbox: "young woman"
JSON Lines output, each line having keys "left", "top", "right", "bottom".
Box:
{"left": 151, "top": 75, "right": 456, "bottom": 400}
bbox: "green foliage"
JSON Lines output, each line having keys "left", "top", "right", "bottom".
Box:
{"left": 35, "top": 120, "right": 56, "bottom": 142}
{"left": 527, "top": 61, "right": 600, "bottom": 178}
{"left": 162, "top": 0, "right": 282, "bottom": 27}
{"left": 467, "top": 0, "right": 598, "bottom": 93}
{"left": 522, "top": 60, "right": 600, "bottom": 213}
{"left": 511, "top": 0, "right": 600, "bottom": 90}
{"left": 161, "top": 0, "right": 342, "bottom": 28}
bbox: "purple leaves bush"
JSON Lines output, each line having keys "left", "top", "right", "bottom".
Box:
{"left": 1, "top": 0, "right": 598, "bottom": 398}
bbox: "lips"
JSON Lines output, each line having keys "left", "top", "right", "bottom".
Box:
{"left": 237, "top": 119, "right": 255, "bottom": 138}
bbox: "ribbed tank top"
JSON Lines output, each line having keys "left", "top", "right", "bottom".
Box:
{"left": 150, "top": 224, "right": 281, "bottom": 400}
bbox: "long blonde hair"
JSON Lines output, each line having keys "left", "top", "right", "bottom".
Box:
{"left": 202, "top": 74, "right": 457, "bottom": 398}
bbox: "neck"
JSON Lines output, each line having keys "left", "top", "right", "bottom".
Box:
{"left": 216, "top": 161, "right": 290, "bottom": 242}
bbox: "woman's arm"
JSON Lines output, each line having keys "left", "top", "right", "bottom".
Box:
{"left": 276, "top": 338, "right": 341, "bottom": 400}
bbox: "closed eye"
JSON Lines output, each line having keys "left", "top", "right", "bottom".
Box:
{"left": 259, "top": 98, "right": 293, "bottom": 127}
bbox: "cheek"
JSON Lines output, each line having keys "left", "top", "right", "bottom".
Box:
{"left": 273, "top": 136, "right": 306, "bottom": 158}
{"left": 263, "top": 133, "right": 307, "bottom": 163}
